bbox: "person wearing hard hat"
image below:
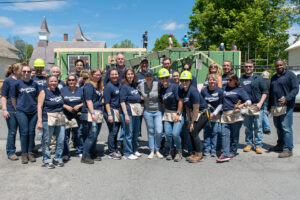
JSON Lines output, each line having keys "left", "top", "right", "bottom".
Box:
{"left": 159, "top": 68, "right": 184, "bottom": 162}
{"left": 178, "top": 70, "right": 208, "bottom": 163}
{"left": 33, "top": 58, "right": 47, "bottom": 91}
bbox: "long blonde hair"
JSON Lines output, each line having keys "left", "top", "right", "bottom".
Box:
{"left": 87, "top": 68, "right": 103, "bottom": 92}
{"left": 5, "top": 63, "right": 23, "bottom": 78}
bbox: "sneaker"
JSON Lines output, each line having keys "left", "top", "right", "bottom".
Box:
{"left": 166, "top": 149, "right": 175, "bottom": 160}
{"left": 93, "top": 156, "right": 102, "bottom": 161}
{"left": 211, "top": 152, "right": 216, "bottom": 157}
{"left": 216, "top": 154, "right": 230, "bottom": 163}
{"left": 42, "top": 163, "right": 55, "bottom": 169}
{"left": 62, "top": 155, "right": 70, "bottom": 161}
{"left": 148, "top": 152, "right": 154, "bottom": 159}
{"left": 243, "top": 145, "right": 252, "bottom": 152}
{"left": 255, "top": 147, "right": 263, "bottom": 154}
{"left": 174, "top": 150, "right": 182, "bottom": 162}
{"left": 81, "top": 156, "right": 94, "bottom": 164}
{"left": 8, "top": 155, "right": 19, "bottom": 161}
{"left": 155, "top": 151, "right": 164, "bottom": 159}
{"left": 123, "top": 154, "right": 138, "bottom": 160}
{"left": 278, "top": 150, "right": 293, "bottom": 158}
{"left": 21, "top": 154, "right": 28, "bottom": 164}
{"left": 228, "top": 154, "right": 235, "bottom": 159}
{"left": 53, "top": 159, "right": 64, "bottom": 167}
{"left": 134, "top": 151, "right": 142, "bottom": 157}
{"left": 108, "top": 152, "right": 122, "bottom": 160}
{"left": 203, "top": 152, "right": 209, "bottom": 156}
{"left": 269, "top": 145, "right": 283, "bottom": 152}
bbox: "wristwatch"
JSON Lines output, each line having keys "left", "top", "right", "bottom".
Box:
{"left": 176, "top": 112, "right": 181, "bottom": 115}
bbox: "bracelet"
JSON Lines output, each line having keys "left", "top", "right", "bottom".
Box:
{"left": 91, "top": 112, "right": 95, "bottom": 115}
{"left": 108, "top": 114, "right": 112, "bottom": 117}
{"left": 2, "top": 108, "right": 7, "bottom": 111}
{"left": 124, "top": 113, "right": 128, "bottom": 116}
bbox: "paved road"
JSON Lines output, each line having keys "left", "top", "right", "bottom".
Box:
{"left": 0, "top": 111, "right": 299, "bottom": 200}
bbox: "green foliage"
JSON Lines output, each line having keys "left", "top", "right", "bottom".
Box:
{"left": 188, "top": 0, "right": 299, "bottom": 64}
{"left": 152, "top": 34, "right": 181, "bottom": 51}
{"left": 7, "top": 36, "right": 34, "bottom": 63}
{"left": 112, "top": 40, "right": 137, "bottom": 48}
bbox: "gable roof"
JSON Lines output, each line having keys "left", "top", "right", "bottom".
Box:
{"left": 72, "top": 25, "right": 89, "bottom": 42}
{"left": 286, "top": 40, "right": 300, "bottom": 51}
{"left": 0, "top": 35, "right": 19, "bottom": 59}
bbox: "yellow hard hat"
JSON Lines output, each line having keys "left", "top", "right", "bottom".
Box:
{"left": 158, "top": 68, "right": 170, "bottom": 78}
{"left": 180, "top": 70, "right": 192, "bottom": 80}
{"left": 34, "top": 58, "right": 45, "bottom": 67}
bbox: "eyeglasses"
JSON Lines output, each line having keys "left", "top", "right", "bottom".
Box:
{"left": 22, "top": 70, "right": 31, "bottom": 73}
{"left": 68, "top": 79, "right": 76, "bottom": 81}
{"left": 183, "top": 68, "right": 189, "bottom": 71}
{"left": 244, "top": 66, "right": 253, "bottom": 68}
{"left": 227, "top": 79, "right": 233, "bottom": 82}
{"left": 76, "top": 65, "right": 83, "bottom": 67}
{"left": 83, "top": 77, "right": 88, "bottom": 80}
{"left": 209, "top": 66, "right": 217, "bottom": 69}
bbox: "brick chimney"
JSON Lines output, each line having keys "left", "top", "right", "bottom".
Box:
{"left": 64, "top": 33, "right": 68, "bottom": 41}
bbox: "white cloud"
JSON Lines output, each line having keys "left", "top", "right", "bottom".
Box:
{"left": 0, "top": 16, "right": 15, "bottom": 27}
{"left": 13, "top": 25, "right": 40, "bottom": 35}
{"left": 86, "top": 32, "right": 121, "bottom": 40}
{"left": 288, "top": 24, "right": 300, "bottom": 44}
{"left": 161, "top": 22, "right": 185, "bottom": 31}
{"left": 3, "top": 1, "right": 67, "bottom": 11}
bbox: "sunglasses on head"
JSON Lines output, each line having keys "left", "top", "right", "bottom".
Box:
{"left": 210, "top": 65, "right": 217, "bottom": 68}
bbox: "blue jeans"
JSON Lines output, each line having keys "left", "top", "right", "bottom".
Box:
{"left": 119, "top": 115, "right": 126, "bottom": 141}
{"left": 143, "top": 110, "right": 163, "bottom": 152}
{"left": 244, "top": 110, "right": 263, "bottom": 147}
{"left": 262, "top": 104, "right": 271, "bottom": 132}
{"left": 5, "top": 111, "right": 18, "bottom": 157}
{"left": 83, "top": 122, "right": 102, "bottom": 158}
{"left": 164, "top": 116, "right": 185, "bottom": 150}
{"left": 273, "top": 107, "right": 294, "bottom": 152}
{"left": 16, "top": 111, "right": 37, "bottom": 154}
{"left": 203, "top": 122, "right": 221, "bottom": 154}
{"left": 104, "top": 111, "right": 121, "bottom": 153}
{"left": 77, "top": 113, "right": 88, "bottom": 154}
{"left": 121, "top": 114, "right": 140, "bottom": 156}
{"left": 221, "top": 121, "right": 243, "bottom": 156}
{"left": 42, "top": 122, "right": 65, "bottom": 164}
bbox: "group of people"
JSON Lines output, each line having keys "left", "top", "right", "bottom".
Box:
{"left": 1, "top": 53, "right": 298, "bottom": 169}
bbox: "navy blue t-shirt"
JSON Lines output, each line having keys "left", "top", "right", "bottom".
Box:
{"left": 240, "top": 75, "right": 254, "bottom": 102}
{"left": 11, "top": 79, "right": 39, "bottom": 114}
{"left": 1, "top": 77, "right": 18, "bottom": 112}
{"left": 104, "top": 66, "right": 127, "bottom": 86}
{"left": 120, "top": 84, "right": 141, "bottom": 116}
{"left": 61, "top": 86, "right": 83, "bottom": 119}
{"left": 160, "top": 83, "right": 180, "bottom": 111}
{"left": 33, "top": 76, "right": 47, "bottom": 92}
{"left": 179, "top": 85, "right": 208, "bottom": 111}
{"left": 221, "top": 74, "right": 228, "bottom": 88}
{"left": 42, "top": 88, "right": 64, "bottom": 122}
{"left": 83, "top": 83, "right": 103, "bottom": 111}
{"left": 58, "top": 80, "right": 66, "bottom": 90}
{"left": 104, "top": 82, "right": 120, "bottom": 110}
{"left": 201, "top": 87, "right": 223, "bottom": 112}
{"left": 222, "top": 86, "right": 250, "bottom": 111}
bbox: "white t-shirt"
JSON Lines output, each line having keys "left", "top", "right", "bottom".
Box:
{"left": 169, "top": 37, "right": 173, "bottom": 45}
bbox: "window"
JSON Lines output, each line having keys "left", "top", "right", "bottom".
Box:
{"left": 67, "top": 55, "right": 91, "bottom": 74}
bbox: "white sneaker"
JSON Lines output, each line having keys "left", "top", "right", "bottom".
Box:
{"left": 148, "top": 152, "right": 154, "bottom": 159}
{"left": 123, "top": 154, "right": 138, "bottom": 160}
{"left": 134, "top": 151, "right": 142, "bottom": 157}
{"left": 156, "top": 151, "right": 164, "bottom": 159}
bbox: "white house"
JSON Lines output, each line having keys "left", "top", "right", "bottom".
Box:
{"left": 0, "top": 36, "right": 19, "bottom": 79}
{"left": 285, "top": 40, "right": 300, "bottom": 67}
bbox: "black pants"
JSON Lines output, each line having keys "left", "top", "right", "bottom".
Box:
{"left": 189, "top": 113, "right": 208, "bottom": 153}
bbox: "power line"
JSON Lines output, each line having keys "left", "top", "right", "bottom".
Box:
{"left": 0, "top": 0, "right": 65, "bottom": 4}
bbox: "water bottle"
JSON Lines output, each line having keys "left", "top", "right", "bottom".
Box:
{"left": 37, "top": 129, "right": 43, "bottom": 141}
{"left": 92, "top": 122, "right": 97, "bottom": 132}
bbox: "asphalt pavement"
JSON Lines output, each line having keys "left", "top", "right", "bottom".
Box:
{"left": 0, "top": 111, "right": 299, "bottom": 200}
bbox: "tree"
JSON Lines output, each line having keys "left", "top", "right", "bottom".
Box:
{"left": 112, "top": 40, "right": 137, "bottom": 48}
{"left": 188, "top": 0, "right": 299, "bottom": 63}
{"left": 152, "top": 34, "right": 181, "bottom": 51}
{"left": 6, "top": 35, "right": 33, "bottom": 63}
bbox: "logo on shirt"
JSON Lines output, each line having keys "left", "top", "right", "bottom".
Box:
{"left": 184, "top": 97, "right": 189, "bottom": 103}
{"left": 64, "top": 96, "right": 81, "bottom": 102}
{"left": 20, "top": 87, "right": 36, "bottom": 94}
{"left": 96, "top": 90, "right": 102, "bottom": 96}
{"left": 212, "top": 93, "right": 218, "bottom": 97}
{"left": 243, "top": 80, "right": 252, "bottom": 85}
{"left": 115, "top": 90, "right": 119, "bottom": 95}
{"left": 35, "top": 80, "right": 46, "bottom": 86}
{"left": 224, "top": 91, "right": 237, "bottom": 96}
{"left": 163, "top": 92, "right": 173, "bottom": 100}
{"left": 49, "top": 96, "right": 63, "bottom": 102}
{"left": 131, "top": 90, "right": 139, "bottom": 95}
{"left": 205, "top": 97, "right": 219, "bottom": 102}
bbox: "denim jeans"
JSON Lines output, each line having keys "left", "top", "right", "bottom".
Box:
{"left": 121, "top": 114, "right": 140, "bottom": 156}
{"left": 164, "top": 116, "right": 184, "bottom": 150}
{"left": 104, "top": 111, "right": 121, "bottom": 154}
{"left": 273, "top": 107, "right": 294, "bottom": 152}
{"left": 42, "top": 122, "right": 65, "bottom": 164}
{"left": 262, "top": 104, "right": 271, "bottom": 132}
{"left": 119, "top": 115, "right": 126, "bottom": 141}
{"left": 83, "top": 122, "right": 102, "bottom": 158}
{"left": 143, "top": 110, "right": 163, "bottom": 152}
{"left": 181, "top": 118, "right": 193, "bottom": 153}
{"left": 203, "top": 122, "right": 221, "bottom": 154}
{"left": 221, "top": 121, "right": 243, "bottom": 156}
{"left": 16, "top": 111, "right": 37, "bottom": 154}
{"left": 77, "top": 113, "right": 88, "bottom": 154}
{"left": 244, "top": 110, "right": 263, "bottom": 147}
{"left": 63, "top": 117, "right": 81, "bottom": 156}
{"left": 5, "top": 111, "right": 18, "bottom": 157}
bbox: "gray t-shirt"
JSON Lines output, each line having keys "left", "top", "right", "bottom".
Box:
{"left": 138, "top": 81, "right": 162, "bottom": 112}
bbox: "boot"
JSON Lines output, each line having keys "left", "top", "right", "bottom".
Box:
{"left": 166, "top": 149, "right": 175, "bottom": 160}
{"left": 28, "top": 153, "right": 36, "bottom": 162}
{"left": 278, "top": 150, "right": 293, "bottom": 158}
{"left": 21, "top": 154, "right": 28, "bottom": 164}
{"left": 188, "top": 152, "right": 203, "bottom": 163}
{"left": 174, "top": 150, "right": 182, "bottom": 162}
{"left": 186, "top": 152, "right": 195, "bottom": 162}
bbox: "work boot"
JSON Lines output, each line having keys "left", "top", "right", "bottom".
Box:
{"left": 278, "top": 150, "right": 293, "bottom": 158}
{"left": 81, "top": 156, "right": 94, "bottom": 164}
{"left": 243, "top": 145, "right": 252, "bottom": 152}
{"left": 21, "top": 154, "right": 28, "bottom": 164}
{"left": 174, "top": 150, "right": 182, "bottom": 162}
{"left": 269, "top": 145, "right": 283, "bottom": 152}
{"left": 28, "top": 153, "right": 36, "bottom": 162}
{"left": 186, "top": 152, "right": 195, "bottom": 162}
{"left": 166, "top": 149, "right": 175, "bottom": 160}
{"left": 188, "top": 152, "right": 203, "bottom": 163}
{"left": 255, "top": 147, "right": 263, "bottom": 154}
{"left": 8, "top": 155, "right": 19, "bottom": 161}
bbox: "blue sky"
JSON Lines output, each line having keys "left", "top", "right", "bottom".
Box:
{"left": 0, "top": 0, "right": 299, "bottom": 49}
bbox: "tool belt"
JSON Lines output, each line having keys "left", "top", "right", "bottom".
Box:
{"left": 162, "top": 109, "right": 182, "bottom": 122}
{"left": 244, "top": 105, "right": 260, "bottom": 116}
{"left": 113, "top": 109, "right": 121, "bottom": 122}
{"left": 221, "top": 110, "right": 243, "bottom": 124}
{"left": 65, "top": 118, "right": 78, "bottom": 129}
{"left": 129, "top": 103, "right": 143, "bottom": 116}
{"left": 47, "top": 112, "right": 66, "bottom": 126}
{"left": 271, "top": 106, "right": 286, "bottom": 117}
{"left": 88, "top": 110, "right": 103, "bottom": 123}
{"left": 211, "top": 113, "right": 221, "bottom": 123}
